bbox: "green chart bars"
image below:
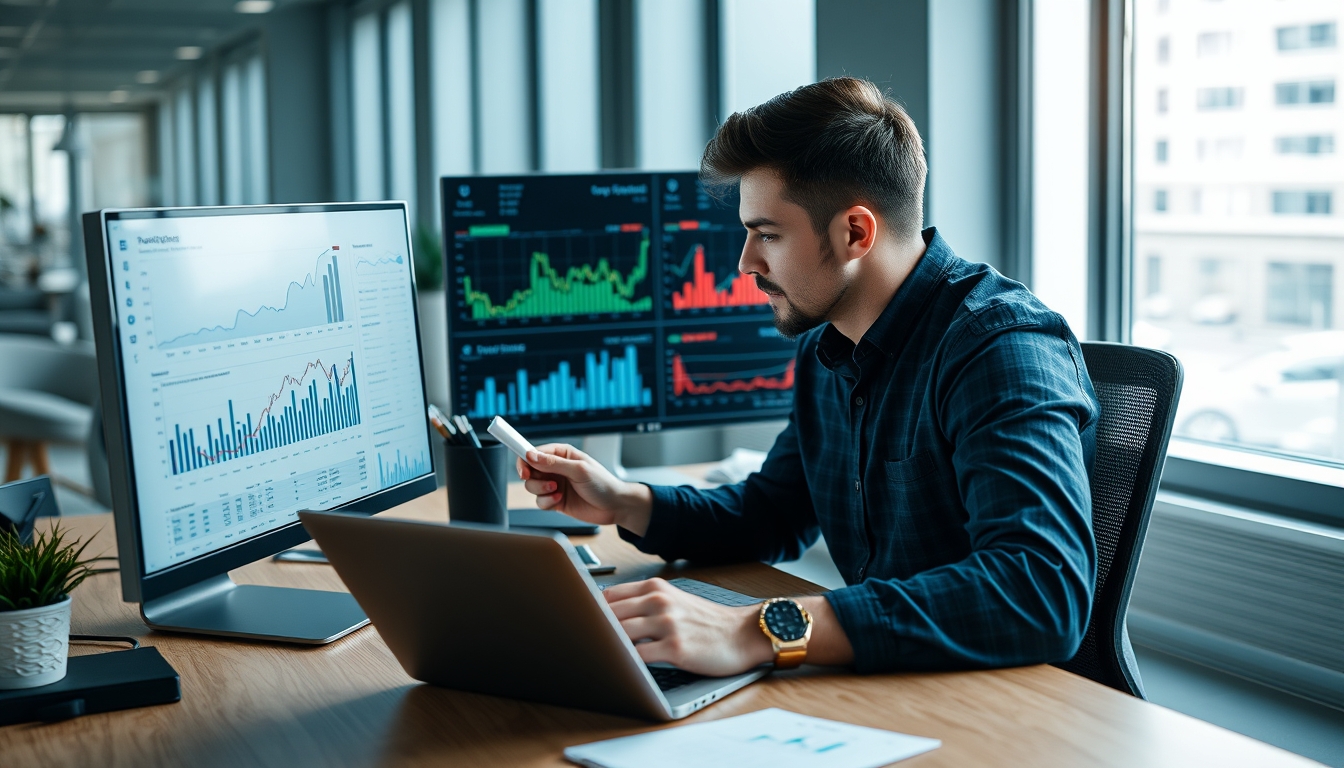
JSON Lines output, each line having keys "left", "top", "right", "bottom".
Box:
{"left": 462, "top": 237, "right": 653, "bottom": 319}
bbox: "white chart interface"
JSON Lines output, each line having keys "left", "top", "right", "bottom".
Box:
{"left": 106, "top": 207, "right": 430, "bottom": 574}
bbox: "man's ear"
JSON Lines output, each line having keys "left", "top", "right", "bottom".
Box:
{"left": 829, "top": 205, "right": 879, "bottom": 263}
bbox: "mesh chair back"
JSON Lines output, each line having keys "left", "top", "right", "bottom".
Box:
{"left": 1054, "top": 342, "right": 1182, "bottom": 697}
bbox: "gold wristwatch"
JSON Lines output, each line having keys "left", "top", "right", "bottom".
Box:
{"left": 758, "top": 598, "right": 813, "bottom": 669}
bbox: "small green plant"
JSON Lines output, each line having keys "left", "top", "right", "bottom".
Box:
{"left": 413, "top": 224, "right": 445, "bottom": 292}
{"left": 0, "top": 526, "right": 97, "bottom": 612}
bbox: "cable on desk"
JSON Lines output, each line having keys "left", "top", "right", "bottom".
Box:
{"left": 70, "top": 634, "right": 140, "bottom": 649}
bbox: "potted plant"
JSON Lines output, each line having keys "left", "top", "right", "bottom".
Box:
{"left": 0, "top": 526, "right": 96, "bottom": 689}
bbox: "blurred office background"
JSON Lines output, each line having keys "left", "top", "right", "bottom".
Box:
{"left": 0, "top": 0, "right": 1341, "bottom": 764}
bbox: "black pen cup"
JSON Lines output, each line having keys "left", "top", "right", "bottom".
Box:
{"left": 444, "top": 437, "right": 511, "bottom": 526}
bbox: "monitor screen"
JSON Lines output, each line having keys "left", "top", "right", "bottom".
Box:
{"left": 103, "top": 204, "right": 432, "bottom": 575}
{"left": 443, "top": 172, "right": 796, "bottom": 438}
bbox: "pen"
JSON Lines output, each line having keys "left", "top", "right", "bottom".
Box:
{"left": 456, "top": 414, "right": 483, "bottom": 449}
{"left": 428, "top": 404, "right": 461, "bottom": 445}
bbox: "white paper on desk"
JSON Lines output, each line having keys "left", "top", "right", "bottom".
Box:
{"left": 563, "top": 708, "right": 940, "bottom": 768}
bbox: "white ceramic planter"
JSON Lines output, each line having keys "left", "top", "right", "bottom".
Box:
{"left": 0, "top": 595, "right": 71, "bottom": 689}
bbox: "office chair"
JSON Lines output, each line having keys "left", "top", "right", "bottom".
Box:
{"left": 0, "top": 334, "right": 98, "bottom": 483}
{"left": 1054, "top": 342, "right": 1183, "bottom": 698}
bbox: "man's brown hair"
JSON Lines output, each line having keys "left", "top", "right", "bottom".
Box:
{"left": 701, "top": 77, "right": 927, "bottom": 238}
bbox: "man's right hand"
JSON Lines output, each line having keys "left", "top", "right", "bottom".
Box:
{"left": 518, "top": 444, "right": 653, "bottom": 536}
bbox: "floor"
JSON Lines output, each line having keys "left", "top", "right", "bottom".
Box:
{"left": 11, "top": 443, "right": 1344, "bottom": 765}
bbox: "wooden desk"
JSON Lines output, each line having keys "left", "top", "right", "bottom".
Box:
{"left": 0, "top": 483, "right": 1319, "bottom": 767}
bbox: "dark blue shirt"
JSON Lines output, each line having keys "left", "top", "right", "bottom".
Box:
{"left": 622, "top": 228, "right": 1099, "bottom": 673}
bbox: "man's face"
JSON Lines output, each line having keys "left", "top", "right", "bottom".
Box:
{"left": 737, "top": 169, "right": 848, "bottom": 339}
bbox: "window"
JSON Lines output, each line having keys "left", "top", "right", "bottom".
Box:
{"left": 1276, "top": 135, "right": 1335, "bottom": 155}
{"left": 1275, "top": 80, "right": 1336, "bottom": 106}
{"left": 1157, "top": 88, "right": 1169, "bottom": 113}
{"left": 1272, "top": 191, "right": 1332, "bottom": 215}
{"left": 1158, "top": 36, "right": 1170, "bottom": 63}
{"left": 1277, "top": 22, "right": 1337, "bottom": 51}
{"left": 1197, "top": 87, "right": 1242, "bottom": 110}
{"left": 1196, "top": 31, "right": 1231, "bottom": 57}
{"left": 1134, "top": 3, "right": 1344, "bottom": 466}
{"left": 1156, "top": 139, "right": 1168, "bottom": 163}
{"left": 1266, "top": 263, "right": 1333, "bottom": 327}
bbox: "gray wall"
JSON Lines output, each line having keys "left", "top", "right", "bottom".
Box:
{"left": 816, "top": 0, "right": 1007, "bottom": 272}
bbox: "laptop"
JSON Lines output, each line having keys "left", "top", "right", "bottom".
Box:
{"left": 298, "top": 511, "right": 770, "bottom": 720}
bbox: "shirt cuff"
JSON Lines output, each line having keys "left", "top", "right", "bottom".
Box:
{"left": 824, "top": 583, "right": 898, "bottom": 674}
{"left": 616, "top": 483, "right": 688, "bottom": 558}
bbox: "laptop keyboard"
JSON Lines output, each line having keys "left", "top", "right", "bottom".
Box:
{"left": 647, "top": 665, "right": 703, "bottom": 692}
{"left": 596, "top": 579, "right": 759, "bottom": 692}
{"left": 666, "top": 578, "right": 760, "bottom": 607}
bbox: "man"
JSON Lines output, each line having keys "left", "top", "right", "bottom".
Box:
{"left": 518, "top": 77, "right": 1098, "bottom": 677}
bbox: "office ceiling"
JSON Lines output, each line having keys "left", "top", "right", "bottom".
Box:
{"left": 0, "top": 0, "right": 318, "bottom": 111}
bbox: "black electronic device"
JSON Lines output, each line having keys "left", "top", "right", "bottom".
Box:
{"left": 0, "top": 646, "right": 180, "bottom": 726}
{"left": 0, "top": 475, "right": 58, "bottom": 545}
{"left": 83, "top": 203, "right": 437, "bottom": 644}
{"left": 508, "top": 508, "right": 600, "bottom": 535}
{"left": 442, "top": 172, "right": 795, "bottom": 484}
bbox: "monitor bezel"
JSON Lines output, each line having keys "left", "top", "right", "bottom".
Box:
{"left": 439, "top": 171, "right": 795, "bottom": 440}
{"left": 85, "top": 202, "right": 437, "bottom": 604}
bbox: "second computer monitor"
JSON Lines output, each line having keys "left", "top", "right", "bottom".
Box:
{"left": 442, "top": 172, "right": 796, "bottom": 439}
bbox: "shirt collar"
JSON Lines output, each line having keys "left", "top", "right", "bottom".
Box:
{"left": 816, "top": 227, "right": 952, "bottom": 371}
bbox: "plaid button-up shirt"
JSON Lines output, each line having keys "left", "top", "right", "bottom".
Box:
{"left": 623, "top": 228, "right": 1099, "bottom": 673}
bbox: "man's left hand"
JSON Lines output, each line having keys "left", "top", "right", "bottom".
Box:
{"left": 602, "top": 578, "right": 774, "bottom": 677}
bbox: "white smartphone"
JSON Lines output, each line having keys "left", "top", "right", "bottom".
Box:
{"left": 487, "top": 415, "right": 539, "bottom": 466}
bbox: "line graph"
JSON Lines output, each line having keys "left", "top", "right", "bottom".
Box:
{"left": 155, "top": 247, "right": 348, "bottom": 349}
{"left": 670, "top": 354, "right": 795, "bottom": 395}
{"left": 455, "top": 228, "right": 653, "bottom": 320}
{"left": 663, "top": 323, "right": 796, "bottom": 417}
{"left": 355, "top": 254, "right": 406, "bottom": 273}
{"left": 166, "top": 353, "right": 360, "bottom": 475}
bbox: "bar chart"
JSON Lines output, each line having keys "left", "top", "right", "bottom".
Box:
{"left": 377, "top": 448, "right": 431, "bottom": 488}
{"left": 167, "top": 353, "right": 361, "bottom": 475}
{"left": 461, "top": 337, "right": 654, "bottom": 420}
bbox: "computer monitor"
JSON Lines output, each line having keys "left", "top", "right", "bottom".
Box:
{"left": 442, "top": 172, "right": 795, "bottom": 480}
{"left": 83, "top": 202, "right": 436, "bottom": 644}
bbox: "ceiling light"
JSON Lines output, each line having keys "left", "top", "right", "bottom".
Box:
{"left": 234, "top": 0, "right": 274, "bottom": 13}
{"left": 136, "top": 70, "right": 159, "bottom": 84}
{"left": 109, "top": 90, "right": 129, "bottom": 103}
{"left": 176, "top": 46, "right": 203, "bottom": 61}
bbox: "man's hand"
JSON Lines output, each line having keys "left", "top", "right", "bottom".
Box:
{"left": 602, "top": 578, "right": 773, "bottom": 677}
{"left": 518, "top": 443, "right": 653, "bottom": 535}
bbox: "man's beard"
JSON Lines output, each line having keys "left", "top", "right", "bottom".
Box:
{"left": 756, "top": 239, "right": 847, "bottom": 340}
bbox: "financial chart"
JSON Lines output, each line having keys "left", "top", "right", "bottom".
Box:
{"left": 445, "top": 172, "right": 795, "bottom": 438}
{"left": 106, "top": 207, "right": 431, "bottom": 574}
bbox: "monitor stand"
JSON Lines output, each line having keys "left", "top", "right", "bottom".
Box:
{"left": 141, "top": 574, "right": 368, "bottom": 645}
{"left": 581, "top": 434, "right": 702, "bottom": 487}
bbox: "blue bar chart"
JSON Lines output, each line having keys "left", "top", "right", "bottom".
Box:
{"left": 466, "top": 344, "right": 653, "bottom": 418}
{"left": 377, "top": 449, "right": 430, "bottom": 487}
{"left": 322, "top": 257, "right": 345, "bottom": 323}
{"left": 167, "top": 354, "right": 361, "bottom": 475}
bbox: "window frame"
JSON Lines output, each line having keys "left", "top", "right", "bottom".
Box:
{"left": 1094, "top": 0, "right": 1344, "bottom": 523}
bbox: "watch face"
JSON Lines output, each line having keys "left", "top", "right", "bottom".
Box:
{"left": 763, "top": 600, "right": 808, "bottom": 642}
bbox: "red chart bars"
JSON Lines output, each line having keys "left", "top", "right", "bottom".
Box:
{"left": 670, "top": 245, "right": 770, "bottom": 310}
{"left": 670, "top": 354, "right": 795, "bottom": 396}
